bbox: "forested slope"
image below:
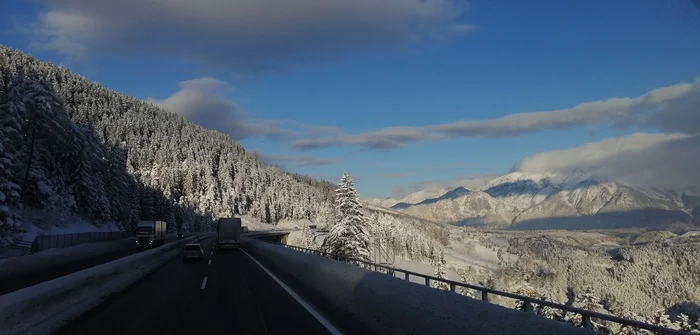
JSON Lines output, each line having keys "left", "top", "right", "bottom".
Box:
{"left": 0, "top": 45, "right": 335, "bottom": 245}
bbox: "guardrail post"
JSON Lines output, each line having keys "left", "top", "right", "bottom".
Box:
{"left": 425, "top": 277, "right": 430, "bottom": 286}
{"left": 450, "top": 283, "right": 456, "bottom": 292}
{"left": 404, "top": 272, "right": 409, "bottom": 281}
{"left": 582, "top": 315, "right": 593, "bottom": 329}
{"left": 523, "top": 300, "right": 532, "bottom": 312}
{"left": 481, "top": 291, "right": 489, "bottom": 302}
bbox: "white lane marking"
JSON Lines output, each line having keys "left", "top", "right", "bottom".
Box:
{"left": 208, "top": 260, "right": 212, "bottom": 265}
{"left": 201, "top": 277, "right": 208, "bottom": 290}
{"left": 241, "top": 249, "right": 343, "bottom": 335}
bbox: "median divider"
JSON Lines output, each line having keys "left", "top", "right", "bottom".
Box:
{"left": 0, "top": 233, "right": 215, "bottom": 335}
{"left": 242, "top": 238, "right": 594, "bottom": 335}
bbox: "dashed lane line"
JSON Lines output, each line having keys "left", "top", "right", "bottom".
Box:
{"left": 201, "top": 277, "right": 208, "bottom": 290}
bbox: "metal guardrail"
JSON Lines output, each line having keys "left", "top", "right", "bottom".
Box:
{"left": 264, "top": 241, "right": 687, "bottom": 335}
{"left": 33, "top": 231, "right": 131, "bottom": 252}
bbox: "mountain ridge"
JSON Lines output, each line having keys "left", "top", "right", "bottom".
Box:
{"left": 365, "top": 170, "right": 700, "bottom": 229}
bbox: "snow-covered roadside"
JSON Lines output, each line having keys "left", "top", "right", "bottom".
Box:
{"left": 0, "top": 248, "right": 26, "bottom": 259}
{"left": 0, "top": 238, "right": 133, "bottom": 282}
{"left": 243, "top": 238, "right": 594, "bottom": 335}
{"left": 0, "top": 233, "right": 213, "bottom": 335}
{"left": 239, "top": 215, "right": 277, "bottom": 230}
{"left": 14, "top": 214, "right": 124, "bottom": 246}
{"left": 0, "top": 232, "right": 197, "bottom": 282}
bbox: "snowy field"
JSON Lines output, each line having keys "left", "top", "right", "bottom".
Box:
{"left": 393, "top": 259, "right": 462, "bottom": 284}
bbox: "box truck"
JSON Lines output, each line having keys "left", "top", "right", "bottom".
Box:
{"left": 136, "top": 221, "right": 167, "bottom": 247}
{"left": 217, "top": 217, "right": 242, "bottom": 249}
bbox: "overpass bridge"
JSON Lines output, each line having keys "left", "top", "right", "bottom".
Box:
{"left": 243, "top": 229, "right": 292, "bottom": 243}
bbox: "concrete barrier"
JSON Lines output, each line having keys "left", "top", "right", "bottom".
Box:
{"left": 242, "top": 238, "right": 594, "bottom": 335}
{"left": 0, "top": 233, "right": 214, "bottom": 335}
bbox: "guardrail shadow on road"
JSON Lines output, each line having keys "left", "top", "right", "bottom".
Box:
{"left": 257, "top": 240, "right": 688, "bottom": 335}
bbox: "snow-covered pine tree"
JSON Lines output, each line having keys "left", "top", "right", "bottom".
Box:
{"left": 300, "top": 223, "right": 314, "bottom": 248}
{"left": 7, "top": 78, "right": 68, "bottom": 207}
{"left": 431, "top": 249, "right": 450, "bottom": 290}
{"left": 0, "top": 83, "right": 25, "bottom": 245}
{"left": 321, "top": 172, "right": 371, "bottom": 262}
{"left": 315, "top": 205, "right": 335, "bottom": 230}
{"left": 455, "top": 268, "right": 476, "bottom": 298}
{"left": 562, "top": 286, "right": 606, "bottom": 330}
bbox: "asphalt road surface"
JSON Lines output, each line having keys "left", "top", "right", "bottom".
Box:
{"left": 56, "top": 236, "right": 335, "bottom": 335}
{"left": 0, "top": 237, "right": 182, "bottom": 296}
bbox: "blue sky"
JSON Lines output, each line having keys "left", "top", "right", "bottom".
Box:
{"left": 3, "top": 0, "right": 700, "bottom": 198}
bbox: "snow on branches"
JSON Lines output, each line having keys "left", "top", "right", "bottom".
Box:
{"left": 322, "top": 172, "right": 371, "bottom": 262}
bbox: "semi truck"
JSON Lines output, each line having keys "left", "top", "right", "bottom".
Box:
{"left": 136, "top": 221, "right": 167, "bottom": 247}
{"left": 217, "top": 217, "right": 242, "bottom": 249}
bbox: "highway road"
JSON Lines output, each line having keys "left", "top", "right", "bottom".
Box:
{"left": 0, "top": 236, "right": 184, "bottom": 296}
{"left": 56, "top": 236, "right": 335, "bottom": 335}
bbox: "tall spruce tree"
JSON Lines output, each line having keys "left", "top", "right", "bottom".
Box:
{"left": 321, "top": 172, "right": 371, "bottom": 261}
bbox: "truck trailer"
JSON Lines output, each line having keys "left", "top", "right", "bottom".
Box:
{"left": 136, "top": 220, "right": 167, "bottom": 247}
{"left": 217, "top": 217, "right": 242, "bottom": 249}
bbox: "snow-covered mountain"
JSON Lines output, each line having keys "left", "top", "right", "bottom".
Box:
{"left": 371, "top": 169, "right": 700, "bottom": 229}
{"left": 0, "top": 46, "right": 336, "bottom": 245}
{"left": 364, "top": 187, "right": 454, "bottom": 209}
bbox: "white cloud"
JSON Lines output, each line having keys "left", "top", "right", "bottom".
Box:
{"left": 147, "top": 77, "right": 295, "bottom": 141}
{"left": 30, "top": 0, "right": 473, "bottom": 71}
{"left": 514, "top": 133, "right": 700, "bottom": 190}
{"left": 292, "top": 79, "right": 700, "bottom": 150}
{"left": 391, "top": 173, "right": 499, "bottom": 198}
{"left": 254, "top": 152, "right": 338, "bottom": 168}
{"left": 393, "top": 132, "right": 700, "bottom": 197}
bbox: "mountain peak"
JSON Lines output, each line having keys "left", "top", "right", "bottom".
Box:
{"left": 442, "top": 186, "right": 471, "bottom": 198}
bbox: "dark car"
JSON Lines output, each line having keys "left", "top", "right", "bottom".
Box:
{"left": 182, "top": 243, "right": 204, "bottom": 261}
{"left": 176, "top": 232, "right": 184, "bottom": 239}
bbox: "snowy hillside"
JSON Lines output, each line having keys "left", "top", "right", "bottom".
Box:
{"left": 375, "top": 169, "right": 699, "bottom": 229}
{"left": 0, "top": 46, "right": 335, "bottom": 245}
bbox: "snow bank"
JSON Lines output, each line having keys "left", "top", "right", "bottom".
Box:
{"left": 242, "top": 238, "right": 595, "bottom": 335}
{"left": 0, "top": 238, "right": 132, "bottom": 282}
{"left": 0, "top": 232, "right": 197, "bottom": 282}
{"left": 19, "top": 214, "right": 124, "bottom": 244}
{"left": 0, "top": 248, "right": 26, "bottom": 259}
{"left": 0, "top": 233, "right": 213, "bottom": 335}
